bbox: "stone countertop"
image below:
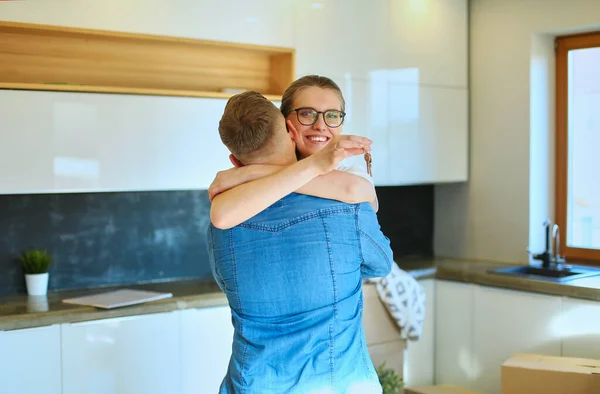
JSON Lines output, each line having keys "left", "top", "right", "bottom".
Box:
{"left": 3, "top": 258, "right": 600, "bottom": 331}
{"left": 398, "top": 258, "right": 600, "bottom": 302}
{"left": 0, "top": 278, "right": 227, "bottom": 331}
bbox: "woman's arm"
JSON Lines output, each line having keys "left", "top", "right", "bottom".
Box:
{"left": 209, "top": 167, "right": 377, "bottom": 208}
{"left": 210, "top": 159, "right": 320, "bottom": 229}
{"left": 210, "top": 136, "right": 370, "bottom": 229}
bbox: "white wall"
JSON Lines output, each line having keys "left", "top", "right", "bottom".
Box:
{"left": 434, "top": 0, "right": 600, "bottom": 263}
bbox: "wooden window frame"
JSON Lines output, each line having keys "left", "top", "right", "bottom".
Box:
{"left": 555, "top": 31, "right": 600, "bottom": 264}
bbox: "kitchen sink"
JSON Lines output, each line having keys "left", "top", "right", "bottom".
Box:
{"left": 489, "top": 265, "right": 600, "bottom": 283}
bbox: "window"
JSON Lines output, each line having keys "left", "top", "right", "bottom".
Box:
{"left": 555, "top": 32, "right": 600, "bottom": 263}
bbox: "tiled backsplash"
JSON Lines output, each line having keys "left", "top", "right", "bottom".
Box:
{"left": 0, "top": 186, "right": 433, "bottom": 296}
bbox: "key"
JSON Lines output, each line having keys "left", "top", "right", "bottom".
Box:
{"left": 364, "top": 152, "right": 372, "bottom": 177}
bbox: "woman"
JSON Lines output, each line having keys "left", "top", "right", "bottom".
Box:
{"left": 208, "top": 75, "right": 379, "bottom": 228}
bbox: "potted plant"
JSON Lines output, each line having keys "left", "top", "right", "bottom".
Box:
{"left": 377, "top": 361, "right": 404, "bottom": 394}
{"left": 19, "top": 249, "right": 53, "bottom": 296}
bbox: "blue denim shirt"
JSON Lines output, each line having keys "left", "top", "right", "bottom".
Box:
{"left": 207, "top": 193, "right": 393, "bottom": 394}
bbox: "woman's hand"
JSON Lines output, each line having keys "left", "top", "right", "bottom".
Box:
{"left": 306, "top": 135, "right": 372, "bottom": 175}
{"left": 208, "top": 167, "right": 242, "bottom": 201}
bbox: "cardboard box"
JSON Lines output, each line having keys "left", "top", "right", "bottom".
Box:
{"left": 502, "top": 353, "right": 600, "bottom": 394}
{"left": 405, "top": 384, "right": 483, "bottom": 394}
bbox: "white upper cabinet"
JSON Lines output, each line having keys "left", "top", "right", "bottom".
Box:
{"left": 388, "top": 0, "right": 468, "bottom": 88}
{"left": 337, "top": 78, "right": 468, "bottom": 186}
{"left": 0, "top": 90, "right": 234, "bottom": 194}
{"left": 388, "top": 84, "right": 468, "bottom": 184}
{"left": 337, "top": 78, "right": 393, "bottom": 185}
{"left": 293, "top": 0, "right": 391, "bottom": 80}
{"left": 294, "top": 0, "right": 469, "bottom": 186}
{"left": 0, "top": 0, "right": 295, "bottom": 47}
{"left": 294, "top": 0, "right": 468, "bottom": 88}
{"left": 0, "top": 325, "right": 62, "bottom": 394}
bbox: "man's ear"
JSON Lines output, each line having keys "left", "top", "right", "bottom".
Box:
{"left": 286, "top": 119, "right": 300, "bottom": 143}
{"left": 229, "top": 154, "right": 244, "bottom": 168}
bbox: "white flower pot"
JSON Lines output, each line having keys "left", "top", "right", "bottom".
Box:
{"left": 25, "top": 272, "right": 49, "bottom": 296}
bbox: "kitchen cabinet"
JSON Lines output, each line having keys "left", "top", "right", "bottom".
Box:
{"left": 388, "top": 84, "right": 468, "bottom": 185}
{"left": 388, "top": 0, "right": 468, "bottom": 88}
{"left": 560, "top": 297, "right": 600, "bottom": 360}
{"left": 338, "top": 79, "right": 468, "bottom": 186}
{"left": 435, "top": 281, "right": 563, "bottom": 394}
{"left": 293, "top": 0, "right": 390, "bottom": 81}
{"left": 404, "top": 279, "right": 436, "bottom": 386}
{"left": 61, "top": 311, "right": 181, "bottom": 394}
{"left": 294, "top": 0, "right": 468, "bottom": 89}
{"left": 0, "top": 91, "right": 241, "bottom": 194}
{"left": 0, "top": 0, "right": 294, "bottom": 48}
{"left": 0, "top": 325, "right": 62, "bottom": 394}
{"left": 181, "top": 306, "right": 234, "bottom": 394}
{"left": 338, "top": 78, "right": 393, "bottom": 185}
{"left": 294, "top": 0, "right": 468, "bottom": 186}
{"left": 472, "top": 286, "right": 562, "bottom": 393}
{"left": 0, "top": 91, "right": 286, "bottom": 194}
{"left": 435, "top": 280, "right": 476, "bottom": 388}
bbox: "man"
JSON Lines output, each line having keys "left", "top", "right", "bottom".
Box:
{"left": 206, "top": 91, "right": 393, "bottom": 394}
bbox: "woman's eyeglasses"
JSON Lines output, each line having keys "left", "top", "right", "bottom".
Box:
{"left": 291, "top": 107, "right": 346, "bottom": 128}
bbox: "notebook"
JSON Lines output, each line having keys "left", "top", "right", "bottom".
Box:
{"left": 62, "top": 289, "right": 173, "bottom": 309}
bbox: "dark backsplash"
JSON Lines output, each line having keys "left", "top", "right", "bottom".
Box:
{"left": 0, "top": 190, "right": 213, "bottom": 296}
{"left": 0, "top": 186, "right": 433, "bottom": 296}
{"left": 375, "top": 185, "right": 434, "bottom": 260}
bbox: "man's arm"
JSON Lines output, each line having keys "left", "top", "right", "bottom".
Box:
{"left": 358, "top": 205, "right": 393, "bottom": 278}
{"left": 209, "top": 165, "right": 377, "bottom": 208}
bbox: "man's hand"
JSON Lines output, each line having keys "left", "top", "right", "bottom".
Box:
{"left": 307, "top": 135, "right": 372, "bottom": 175}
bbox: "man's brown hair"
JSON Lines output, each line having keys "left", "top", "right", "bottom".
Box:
{"left": 218, "top": 91, "right": 283, "bottom": 161}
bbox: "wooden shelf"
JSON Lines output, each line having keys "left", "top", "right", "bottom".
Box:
{"left": 0, "top": 21, "right": 295, "bottom": 100}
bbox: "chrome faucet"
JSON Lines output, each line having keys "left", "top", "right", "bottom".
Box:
{"left": 528, "top": 219, "right": 568, "bottom": 270}
{"left": 552, "top": 224, "right": 567, "bottom": 268}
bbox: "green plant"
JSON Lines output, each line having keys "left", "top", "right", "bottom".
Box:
{"left": 19, "top": 249, "right": 54, "bottom": 274}
{"left": 377, "top": 361, "right": 404, "bottom": 394}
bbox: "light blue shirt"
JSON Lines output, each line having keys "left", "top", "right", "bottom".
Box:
{"left": 207, "top": 193, "right": 393, "bottom": 394}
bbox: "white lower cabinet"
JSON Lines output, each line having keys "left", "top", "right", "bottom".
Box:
{"left": 435, "top": 280, "right": 475, "bottom": 388}
{"left": 404, "top": 278, "right": 435, "bottom": 387}
{"left": 181, "top": 306, "right": 234, "bottom": 394}
{"left": 61, "top": 311, "right": 182, "bottom": 394}
{"left": 0, "top": 325, "right": 62, "bottom": 394}
{"left": 559, "top": 297, "right": 600, "bottom": 360}
{"left": 435, "top": 280, "right": 564, "bottom": 394}
{"left": 472, "top": 286, "right": 562, "bottom": 394}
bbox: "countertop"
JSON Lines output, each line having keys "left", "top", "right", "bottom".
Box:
{"left": 0, "top": 278, "right": 226, "bottom": 331}
{"left": 2, "top": 258, "right": 600, "bottom": 331}
{"left": 398, "top": 258, "right": 600, "bottom": 302}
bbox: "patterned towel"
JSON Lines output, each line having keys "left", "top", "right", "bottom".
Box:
{"left": 365, "top": 263, "right": 426, "bottom": 341}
